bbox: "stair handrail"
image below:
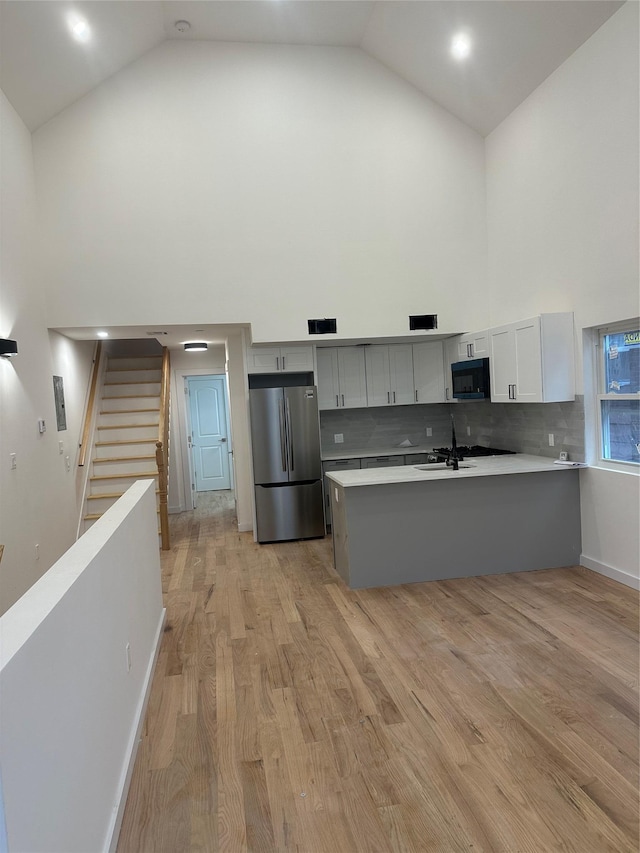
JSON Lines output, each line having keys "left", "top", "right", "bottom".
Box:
{"left": 156, "top": 347, "right": 171, "bottom": 550}
{"left": 78, "top": 341, "right": 103, "bottom": 468}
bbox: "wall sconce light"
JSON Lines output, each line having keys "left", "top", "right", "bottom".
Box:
{"left": 0, "top": 338, "right": 18, "bottom": 358}
{"left": 184, "top": 342, "right": 207, "bottom": 352}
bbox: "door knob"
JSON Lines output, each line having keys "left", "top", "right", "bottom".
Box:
{"left": 220, "top": 437, "right": 227, "bottom": 442}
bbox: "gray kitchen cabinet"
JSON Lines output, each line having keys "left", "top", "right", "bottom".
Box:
{"left": 247, "top": 345, "right": 313, "bottom": 374}
{"left": 360, "top": 455, "right": 406, "bottom": 468}
{"left": 316, "top": 346, "right": 368, "bottom": 410}
{"left": 412, "top": 341, "right": 446, "bottom": 404}
{"left": 323, "top": 458, "right": 361, "bottom": 528}
{"left": 365, "top": 344, "right": 415, "bottom": 407}
{"left": 489, "top": 313, "right": 575, "bottom": 403}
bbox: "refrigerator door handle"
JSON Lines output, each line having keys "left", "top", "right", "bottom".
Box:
{"left": 278, "top": 397, "right": 287, "bottom": 471}
{"left": 285, "top": 397, "right": 295, "bottom": 471}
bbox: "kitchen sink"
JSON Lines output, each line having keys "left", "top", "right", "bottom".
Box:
{"left": 414, "top": 462, "right": 476, "bottom": 471}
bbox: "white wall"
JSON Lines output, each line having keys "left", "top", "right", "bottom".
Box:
{"left": 486, "top": 1, "right": 639, "bottom": 391}
{"left": 0, "top": 480, "right": 164, "bottom": 852}
{"left": 485, "top": 2, "right": 639, "bottom": 584}
{"left": 33, "top": 41, "right": 487, "bottom": 343}
{"left": 0, "top": 92, "right": 95, "bottom": 614}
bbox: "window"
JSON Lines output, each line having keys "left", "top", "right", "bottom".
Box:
{"left": 598, "top": 324, "right": 640, "bottom": 466}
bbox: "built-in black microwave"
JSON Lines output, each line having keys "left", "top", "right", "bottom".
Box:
{"left": 451, "top": 358, "right": 490, "bottom": 400}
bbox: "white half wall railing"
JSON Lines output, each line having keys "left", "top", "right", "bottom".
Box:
{"left": 0, "top": 479, "right": 165, "bottom": 853}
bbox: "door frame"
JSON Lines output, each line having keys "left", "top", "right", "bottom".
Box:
{"left": 175, "top": 369, "right": 234, "bottom": 512}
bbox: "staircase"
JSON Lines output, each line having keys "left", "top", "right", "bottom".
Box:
{"left": 82, "top": 354, "right": 163, "bottom": 535}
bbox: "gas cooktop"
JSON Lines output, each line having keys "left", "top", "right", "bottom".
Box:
{"left": 432, "top": 445, "right": 516, "bottom": 458}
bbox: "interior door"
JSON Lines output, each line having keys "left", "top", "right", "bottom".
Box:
{"left": 188, "top": 376, "right": 231, "bottom": 491}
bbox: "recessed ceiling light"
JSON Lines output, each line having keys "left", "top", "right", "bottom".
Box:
{"left": 184, "top": 342, "right": 208, "bottom": 352}
{"left": 96, "top": 331, "right": 109, "bottom": 338}
{"left": 69, "top": 17, "right": 91, "bottom": 43}
{"left": 451, "top": 32, "right": 472, "bottom": 61}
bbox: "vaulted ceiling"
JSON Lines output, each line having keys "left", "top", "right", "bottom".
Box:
{"left": 0, "top": 1, "right": 625, "bottom": 136}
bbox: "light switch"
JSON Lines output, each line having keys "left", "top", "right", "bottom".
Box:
{"left": 58, "top": 441, "right": 64, "bottom": 454}
{"left": 10, "top": 453, "right": 16, "bottom": 470}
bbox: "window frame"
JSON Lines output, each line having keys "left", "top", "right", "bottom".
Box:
{"left": 595, "top": 319, "right": 640, "bottom": 472}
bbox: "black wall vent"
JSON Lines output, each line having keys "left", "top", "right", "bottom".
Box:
{"left": 409, "top": 314, "right": 438, "bottom": 331}
{"left": 308, "top": 318, "right": 337, "bottom": 335}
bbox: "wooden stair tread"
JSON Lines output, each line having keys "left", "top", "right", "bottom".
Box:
{"left": 87, "top": 490, "right": 160, "bottom": 499}
{"left": 104, "top": 380, "right": 161, "bottom": 386}
{"left": 101, "top": 394, "right": 161, "bottom": 399}
{"left": 95, "top": 439, "right": 157, "bottom": 446}
{"left": 97, "top": 422, "right": 159, "bottom": 429}
{"left": 84, "top": 509, "right": 160, "bottom": 521}
{"left": 93, "top": 454, "right": 156, "bottom": 463}
{"left": 106, "top": 367, "right": 162, "bottom": 372}
{"left": 99, "top": 408, "right": 160, "bottom": 414}
{"left": 90, "top": 472, "right": 158, "bottom": 481}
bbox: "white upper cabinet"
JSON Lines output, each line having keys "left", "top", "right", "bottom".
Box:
{"left": 489, "top": 313, "right": 575, "bottom": 403}
{"left": 365, "top": 345, "right": 415, "bottom": 407}
{"left": 413, "top": 341, "right": 446, "bottom": 404}
{"left": 316, "top": 347, "right": 367, "bottom": 410}
{"left": 247, "top": 345, "right": 313, "bottom": 374}
{"left": 454, "top": 331, "right": 490, "bottom": 361}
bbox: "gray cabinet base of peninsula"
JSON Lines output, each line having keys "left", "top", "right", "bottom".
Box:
{"left": 329, "top": 471, "right": 581, "bottom": 589}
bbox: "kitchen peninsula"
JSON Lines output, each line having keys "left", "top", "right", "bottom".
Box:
{"left": 326, "top": 455, "right": 582, "bottom": 589}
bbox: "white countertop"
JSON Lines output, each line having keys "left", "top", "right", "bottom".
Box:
{"left": 325, "top": 454, "right": 584, "bottom": 487}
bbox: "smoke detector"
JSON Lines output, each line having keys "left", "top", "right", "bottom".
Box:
{"left": 174, "top": 20, "right": 191, "bottom": 34}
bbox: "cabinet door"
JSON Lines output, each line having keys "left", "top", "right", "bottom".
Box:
{"left": 365, "top": 346, "right": 392, "bottom": 407}
{"left": 413, "top": 342, "right": 445, "bottom": 404}
{"left": 316, "top": 348, "right": 340, "bottom": 410}
{"left": 388, "top": 345, "right": 415, "bottom": 405}
{"left": 247, "top": 346, "right": 281, "bottom": 374}
{"left": 457, "top": 331, "right": 489, "bottom": 360}
{"left": 469, "top": 331, "right": 489, "bottom": 358}
{"left": 490, "top": 326, "right": 515, "bottom": 403}
{"left": 360, "top": 456, "right": 405, "bottom": 468}
{"left": 280, "top": 346, "right": 313, "bottom": 373}
{"left": 513, "top": 318, "right": 543, "bottom": 402}
{"left": 337, "top": 347, "right": 367, "bottom": 408}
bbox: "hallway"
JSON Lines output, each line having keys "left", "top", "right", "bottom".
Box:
{"left": 117, "top": 496, "right": 638, "bottom": 852}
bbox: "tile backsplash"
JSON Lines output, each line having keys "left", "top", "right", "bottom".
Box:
{"left": 320, "top": 397, "right": 585, "bottom": 462}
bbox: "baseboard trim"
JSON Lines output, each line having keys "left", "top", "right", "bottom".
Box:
{"left": 580, "top": 555, "right": 640, "bottom": 590}
{"left": 106, "top": 607, "right": 167, "bottom": 852}
{"left": 237, "top": 521, "right": 252, "bottom": 532}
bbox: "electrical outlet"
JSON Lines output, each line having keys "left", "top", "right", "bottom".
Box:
{"left": 10, "top": 452, "right": 16, "bottom": 470}
{"left": 548, "top": 433, "right": 555, "bottom": 447}
{"left": 334, "top": 433, "right": 344, "bottom": 444}
{"left": 35, "top": 544, "right": 40, "bottom": 560}
{"left": 37, "top": 418, "right": 46, "bottom": 434}
{"left": 65, "top": 455, "right": 71, "bottom": 472}
{"left": 58, "top": 441, "right": 64, "bottom": 454}
{"left": 426, "top": 427, "right": 433, "bottom": 437}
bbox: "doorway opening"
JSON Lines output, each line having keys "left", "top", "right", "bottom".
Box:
{"left": 180, "top": 373, "right": 234, "bottom": 512}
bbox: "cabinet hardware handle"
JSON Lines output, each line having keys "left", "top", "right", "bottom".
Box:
{"left": 415, "top": 389, "right": 418, "bottom": 402}
{"left": 276, "top": 356, "right": 280, "bottom": 370}
{"left": 512, "top": 384, "right": 516, "bottom": 400}
{"left": 336, "top": 395, "right": 339, "bottom": 407}
{"left": 387, "top": 392, "right": 390, "bottom": 404}
{"left": 393, "top": 391, "right": 396, "bottom": 403}
{"left": 341, "top": 394, "right": 344, "bottom": 406}
{"left": 445, "top": 387, "right": 449, "bottom": 400}
{"left": 469, "top": 344, "right": 473, "bottom": 357}
{"left": 282, "top": 356, "right": 285, "bottom": 370}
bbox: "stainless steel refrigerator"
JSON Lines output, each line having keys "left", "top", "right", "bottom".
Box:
{"left": 250, "top": 385, "right": 325, "bottom": 543}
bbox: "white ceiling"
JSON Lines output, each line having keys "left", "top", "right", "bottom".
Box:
{"left": 0, "top": 0, "right": 625, "bottom": 136}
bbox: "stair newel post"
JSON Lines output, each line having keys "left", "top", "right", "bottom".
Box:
{"left": 157, "top": 347, "right": 171, "bottom": 550}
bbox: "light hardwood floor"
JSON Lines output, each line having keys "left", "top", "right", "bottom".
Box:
{"left": 117, "top": 492, "right": 639, "bottom": 852}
